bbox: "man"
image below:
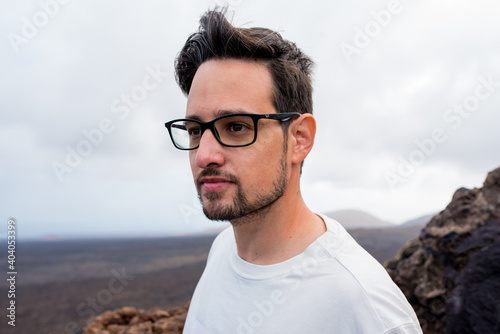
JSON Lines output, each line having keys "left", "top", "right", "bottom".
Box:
{"left": 165, "top": 8, "right": 422, "bottom": 334}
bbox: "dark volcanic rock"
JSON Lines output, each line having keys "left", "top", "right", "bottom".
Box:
{"left": 83, "top": 303, "right": 189, "bottom": 334}
{"left": 446, "top": 221, "right": 500, "bottom": 334}
{"left": 386, "top": 166, "right": 500, "bottom": 334}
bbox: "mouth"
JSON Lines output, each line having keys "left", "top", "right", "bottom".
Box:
{"left": 198, "top": 176, "right": 235, "bottom": 193}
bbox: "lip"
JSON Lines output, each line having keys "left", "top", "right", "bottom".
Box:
{"left": 199, "top": 177, "right": 234, "bottom": 192}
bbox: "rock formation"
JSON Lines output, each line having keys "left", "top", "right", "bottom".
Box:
{"left": 82, "top": 303, "right": 188, "bottom": 334}
{"left": 386, "top": 166, "right": 500, "bottom": 333}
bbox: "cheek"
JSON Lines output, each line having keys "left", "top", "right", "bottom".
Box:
{"left": 241, "top": 144, "right": 285, "bottom": 183}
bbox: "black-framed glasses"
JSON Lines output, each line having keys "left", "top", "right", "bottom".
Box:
{"left": 165, "top": 113, "right": 301, "bottom": 150}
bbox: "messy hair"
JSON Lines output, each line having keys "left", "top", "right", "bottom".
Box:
{"left": 175, "top": 8, "right": 314, "bottom": 116}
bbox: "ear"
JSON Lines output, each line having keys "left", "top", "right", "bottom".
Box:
{"left": 290, "top": 114, "right": 316, "bottom": 165}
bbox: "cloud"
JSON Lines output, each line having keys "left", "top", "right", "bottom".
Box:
{"left": 1, "top": 0, "right": 499, "bottom": 237}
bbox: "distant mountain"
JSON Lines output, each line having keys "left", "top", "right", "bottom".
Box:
{"left": 322, "top": 209, "right": 394, "bottom": 229}
{"left": 400, "top": 213, "right": 436, "bottom": 228}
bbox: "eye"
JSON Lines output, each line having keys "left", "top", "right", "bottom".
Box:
{"left": 187, "top": 127, "right": 201, "bottom": 137}
{"left": 228, "top": 122, "right": 247, "bottom": 132}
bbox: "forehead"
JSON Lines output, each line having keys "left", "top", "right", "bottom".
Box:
{"left": 185, "top": 59, "right": 275, "bottom": 120}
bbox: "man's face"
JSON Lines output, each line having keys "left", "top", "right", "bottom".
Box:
{"left": 186, "top": 59, "right": 290, "bottom": 222}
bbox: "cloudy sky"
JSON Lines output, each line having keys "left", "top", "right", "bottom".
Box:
{"left": 1, "top": 0, "right": 499, "bottom": 239}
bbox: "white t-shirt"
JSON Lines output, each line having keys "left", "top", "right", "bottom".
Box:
{"left": 183, "top": 214, "right": 422, "bottom": 334}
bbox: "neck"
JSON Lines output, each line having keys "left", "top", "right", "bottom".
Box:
{"left": 231, "top": 187, "right": 326, "bottom": 265}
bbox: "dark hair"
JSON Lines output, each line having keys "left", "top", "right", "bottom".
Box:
{"left": 175, "top": 8, "right": 314, "bottom": 116}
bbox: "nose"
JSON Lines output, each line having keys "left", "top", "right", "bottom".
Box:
{"left": 193, "top": 128, "right": 225, "bottom": 168}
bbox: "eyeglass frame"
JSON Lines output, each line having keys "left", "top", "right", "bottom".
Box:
{"left": 165, "top": 112, "right": 301, "bottom": 150}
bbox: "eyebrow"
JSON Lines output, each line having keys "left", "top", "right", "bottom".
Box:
{"left": 185, "top": 109, "right": 251, "bottom": 121}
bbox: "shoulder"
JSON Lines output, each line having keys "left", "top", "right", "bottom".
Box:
{"left": 316, "top": 214, "right": 422, "bottom": 333}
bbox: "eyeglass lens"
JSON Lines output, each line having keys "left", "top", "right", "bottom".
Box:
{"left": 170, "top": 115, "right": 256, "bottom": 149}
